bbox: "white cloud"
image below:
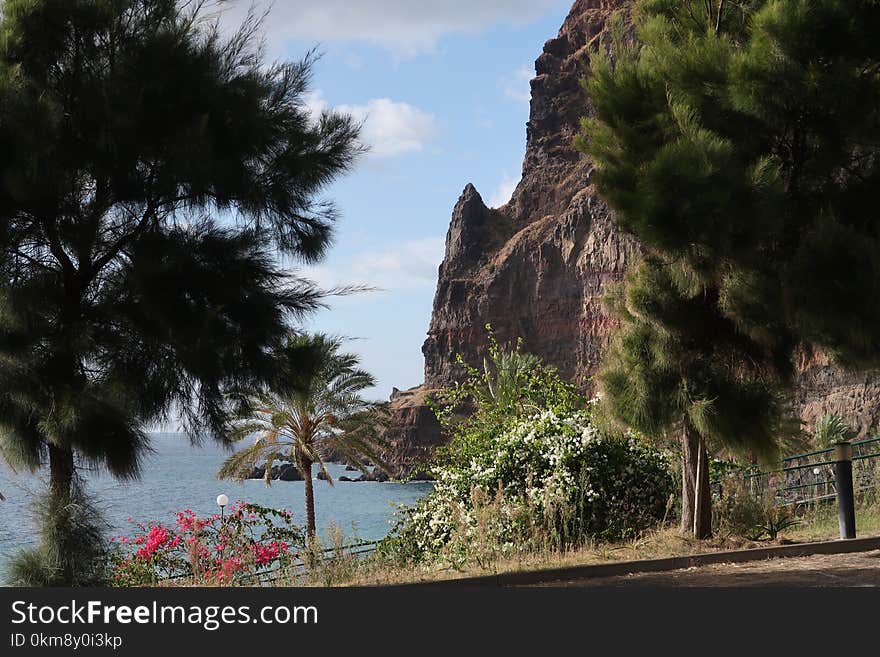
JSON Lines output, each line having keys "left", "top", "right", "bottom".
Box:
{"left": 302, "top": 90, "right": 328, "bottom": 119}
{"left": 304, "top": 92, "right": 437, "bottom": 158}
{"left": 339, "top": 98, "right": 438, "bottom": 158}
{"left": 216, "top": 0, "right": 568, "bottom": 56}
{"left": 303, "top": 237, "right": 446, "bottom": 292}
{"left": 489, "top": 172, "right": 520, "bottom": 208}
{"left": 501, "top": 65, "right": 534, "bottom": 104}
{"left": 342, "top": 52, "right": 366, "bottom": 70}
{"left": 352, "top": 237, "right": 445, "bottom": 287}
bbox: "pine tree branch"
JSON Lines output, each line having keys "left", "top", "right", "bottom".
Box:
{"left": 88, "top": 199, "right": 158, "bottom": 278}
{"left": 39, "top": 218, "right": 76, "bottom": 279}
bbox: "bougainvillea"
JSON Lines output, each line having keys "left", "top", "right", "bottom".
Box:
{"left": 109, "top": 502, "right": 303, "bottom": 586}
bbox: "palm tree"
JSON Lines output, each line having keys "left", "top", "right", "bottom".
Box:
{"left": 218, "top": 334, "right": 389, "bottom": 538}
{"left": 814, "top": 414, "right": 856, "bottom": 449}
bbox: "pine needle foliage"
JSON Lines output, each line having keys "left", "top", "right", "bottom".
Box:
{"left": 582, "top": 0, "right": 880, "bottom": 366}
{"left": 0, "top": 0, "right": 362, "bottom": 579}
{"left": 5, "top": 481, "right": 108, "bottom": 586}
{"left": 575, "top": 0, "right": 880, "bottom": 534}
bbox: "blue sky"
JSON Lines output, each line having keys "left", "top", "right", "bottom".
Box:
{"left": 223, "top": 0, "right": 574, "bottom": 399}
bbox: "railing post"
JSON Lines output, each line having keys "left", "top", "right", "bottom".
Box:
{"left": 833, "top": 441, "right": 856, "bottom": 539}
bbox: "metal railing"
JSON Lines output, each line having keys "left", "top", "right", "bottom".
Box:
{"left": 715, "top": 437, "right": 880, "bottom": 507}
{"left": 161, "top": 538, "right": 382, "bottom": 586}
{"left": 245, "top": 538, "right": 381, "bottom": 586}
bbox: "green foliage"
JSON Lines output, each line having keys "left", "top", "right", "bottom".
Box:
{"left": 598, "top": 258, "right": 797, "bottom": 465}
{"left": 107, "top": 502, "right": 303, "bottom": 587}
{"left": 381, "top": 408, "right": 675, "bottom": 565}
{"left": 218, "top": 333, "right": 389, "bottom": 535}
{"left": 384, "top": 336, "right": 674, "bottom": 565}
{"left": 749, "top": 506, "right": 800, "bottom": 541}
{"left": 430, "top": 325, "right": 582, "bottom": 470}
{"left": 712, "top": 472, "right": 799, "bottom": 540}
{"left": 0, "top": 0, "right": 361, "bottom": 582}
{"left": 0, "top": 0, "right": 361, "bottom": 464}
{"left": 581, "top": 0, "right": 880, "bottom": 384}
{"left": 814, "top": 414, "right": 856, "bottom": 448}
{"left": 5, "top": 483, "right": 108, "bottom": 586}
{"left": 219, "top": 333, "right": 388, "bottom": 481}
{"left": 574, "top": 1, "right": 880, "bottom": 535}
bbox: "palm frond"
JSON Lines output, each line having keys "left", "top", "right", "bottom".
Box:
{"left": 217, "top": 441, "right": 274, "bottom": 482}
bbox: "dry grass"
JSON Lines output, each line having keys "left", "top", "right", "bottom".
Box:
{"left": 156, "top": 504, "right": 880, "bottom": 586}
{"left": 786, "top": 502, "right": 880, "bottom": 542}
{"left": 323, "top": 503, "right": 880, "bottom": 587}
{"left": 325, "top": 528, "right": 756, "bottom": 586}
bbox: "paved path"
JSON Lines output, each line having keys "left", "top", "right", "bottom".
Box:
{"left": 550, "top": 550, "right": 880, "bottom": 587}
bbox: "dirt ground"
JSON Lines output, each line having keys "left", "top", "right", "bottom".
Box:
{"left": 548, "top": 550, "right": 880, "bottom": 587}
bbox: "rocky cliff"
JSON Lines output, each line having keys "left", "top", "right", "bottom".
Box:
{"left": 385, "top": 0, "right": 633, "bottom": 468}
{"left": 387, "top": 0, "right": 880, "bottom": 469}
{"left": 423, "top": 0, "right": 632, "bottom": 390}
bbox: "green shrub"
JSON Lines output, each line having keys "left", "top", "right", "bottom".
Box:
{"left": 712, "top": 474, "right": 799, "bottom": 541}
{"left": 430, "top": 326, "right": 582, "bottom": 472}
{"left": 814, "top": 414, "right": 855, "bottom": 449}
{"left": 712, "top": 474, "right": 766, "bottom": 539}
{"left": 381, "top": 408, "right": 675, "bottom": 565}
{"left": 5, "top": 484, "right": 108, "bottom": 586}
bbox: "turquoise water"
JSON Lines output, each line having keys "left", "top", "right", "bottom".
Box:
{"left": 0, "top": 433, "right": 432, "bottom": 566}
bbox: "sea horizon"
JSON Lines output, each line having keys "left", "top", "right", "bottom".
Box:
{"left": 0, "top": 432, "right": 432, "bottom": 567}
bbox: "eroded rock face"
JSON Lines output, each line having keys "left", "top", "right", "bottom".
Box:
{"left": 795, "top": 352, "right": 880, "bottom": 438}
{"left": 388, "top": 0, "right": 880, "bottom": 464}
{"left": 388, "top": 0, "right": 634, "bottom": 463}
{"left": 422, "top": 0, "right": 635, "bottom": 390}
{"left": 383, "top": 385, "right": 444, "bottom": 477}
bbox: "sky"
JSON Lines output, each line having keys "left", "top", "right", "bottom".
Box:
{"left": 219, "top": 0, "right": 574, "bottom": 400}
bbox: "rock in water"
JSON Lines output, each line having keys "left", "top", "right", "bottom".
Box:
{"left": 247, "top": 465, "right": 266, "bottom": 480}
{"left": 277, "top": 464, "right": 303, "bottom": 481}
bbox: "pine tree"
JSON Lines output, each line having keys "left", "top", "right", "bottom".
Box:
{"left": 598, "top": 258, "right": 793, "bottom": 538}
{"left": 0, "top": 0, "right": 360, "bottom": 582}
{"left": 578, "top": 0, "right": 880, "bottom": 536}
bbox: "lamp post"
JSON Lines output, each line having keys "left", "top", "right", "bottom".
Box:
{"left": 216, "top": 494, "right": 229, "bottom": 524}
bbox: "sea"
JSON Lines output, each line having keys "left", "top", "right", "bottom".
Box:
{"left": 0, "top": 433, "right": 433, "bottom": 568}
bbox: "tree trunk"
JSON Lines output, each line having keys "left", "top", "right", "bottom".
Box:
{"left": 299, "top": 455, "right": 316, "bottom": 539}
{"left": 680, "top": 424, "right": 712, "bottom": 539}
{"left": 48, "top": 443, "right": 75, "bottom": 499}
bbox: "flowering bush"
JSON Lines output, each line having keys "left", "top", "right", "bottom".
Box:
{"left": 108, "top": 502, "right": 303, "bottom": 586}
{"left": 382, "top": 408, "right": 674, "bottom": 565}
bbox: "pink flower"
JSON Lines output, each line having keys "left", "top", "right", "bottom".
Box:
{"left": 253, "top": 542, "right": 281, "bottom": 565}
{"left": 219, "top": 557, "right": 241, "bottom": 579}
{"left": 134, "top": 525, "right": 170, "bottom": 559}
